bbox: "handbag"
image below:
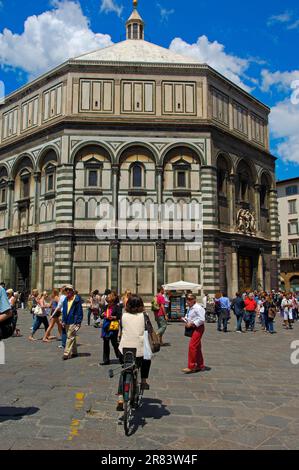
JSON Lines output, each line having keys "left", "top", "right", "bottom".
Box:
{"left": 108, "top": 320, "right": 119, "bottom": 331}
{"left": 268, "top": 307, "right": 277, "bottom": 319}
{"left": 144, "top": 313, "right": 160, "bottom": 353}
{"left": 184, "top": 327, "right": 194, "bottom": 337}
{"left": 33, "top": 304, "right": 44, "bottom": 316}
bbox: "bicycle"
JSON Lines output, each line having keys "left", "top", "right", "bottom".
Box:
{"left": 109, "top": 348, "right": 143, "bottom": 436}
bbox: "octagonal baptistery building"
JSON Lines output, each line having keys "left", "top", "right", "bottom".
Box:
{"left": 0, "top": 4, "right": 279, "bottom": 298}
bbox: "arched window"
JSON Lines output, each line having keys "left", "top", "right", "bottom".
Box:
{"left": 133, "top": 23, "right": 139, "bottom": 39}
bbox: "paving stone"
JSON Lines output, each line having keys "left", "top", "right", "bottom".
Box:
{"left": 1, "top": 312, "right": 299, "bottom": 450}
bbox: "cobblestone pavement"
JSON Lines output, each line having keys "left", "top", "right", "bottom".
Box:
{"left": 1, "top": 311, "right": 299, "bottom": 450}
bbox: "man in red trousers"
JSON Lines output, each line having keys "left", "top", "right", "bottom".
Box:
{"left": 182, "top": 294, "right": 209, "bottom": 374}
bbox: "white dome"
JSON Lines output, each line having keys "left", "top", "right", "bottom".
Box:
{"left": 73, "top": 39, "right": 200, "bottom": 65}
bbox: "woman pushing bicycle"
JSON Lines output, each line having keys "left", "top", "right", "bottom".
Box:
{"left": 116, "top": 295, "right": 152, "bottom": 411}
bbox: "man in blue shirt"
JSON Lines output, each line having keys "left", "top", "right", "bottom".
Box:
{"left": 217, "top": 293, "right": 231, "bottom": 333}
{"left": 0, "top": 286, "right": 13, "bottom": 340}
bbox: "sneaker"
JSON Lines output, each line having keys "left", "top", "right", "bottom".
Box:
{"left": 235, "top": 330, "right": 242, "bottom": 333}
{"left": 58, "top": 345, "right": 63, "bottom": 349}
{"left": 116, "top": 401, "right": 124, "bottom": 411}
{"left": 141, "top": 382, "right": 150, "bottom": 390}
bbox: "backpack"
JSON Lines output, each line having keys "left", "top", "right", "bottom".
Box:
{"left": 0, "top": 311, "right": 17, "bottom": 340}
{"left": 151, "top": 296, "right": 160, "bottom": 312}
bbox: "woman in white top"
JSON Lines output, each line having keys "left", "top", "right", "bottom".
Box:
{"left": 281, "top": 293, "right": 293, "bottom": 329}
{"left": 116, "top": 295, "right": 152, "bottom": 411}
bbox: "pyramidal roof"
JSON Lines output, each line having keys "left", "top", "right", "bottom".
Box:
{"left": 73, "top": 39, "right": 200, "bottom": 66}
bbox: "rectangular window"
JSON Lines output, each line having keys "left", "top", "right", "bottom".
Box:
{"left": 286, "top": 185, "right": 298, "bottom": 196}
{"left": 22, "top": 178, "right": 30, "bottom": 199}
{"left": 288, "top": 220, "right": 298, "bottom": 235}
{"left": 47, "top": 174, "right": 54, "bottom": 192}
{"left": 1, "top": 189, "right": 6, "bottom": 204}
{"left": 251, "top": 114, "right": 265, "bottom": 146}
{"left": 122, "top": 80, "right": 155, "bottom": 114}
{"left": 289, "top": 242, "right": 299, "bottom": 258}
{"left": 211, "top": 88, "right": 229, "bottom": 125}
{"left": 43, "top": 84, "right": 63, "bottom": 121}
{"left": 163, "top": 82, "right": 196, "bottom": 115}
{"left": 2, "top": 107, "right": 18, "bottom": 139}
{"left": 177, "top": 171, "right": 186, "bottom": 188}
{"left": 233, "top": 101, "right": 248, "bottom": 135}
{"left": 288, "top": 200, "right": 297, "bottom": 214}
{"left": 88, "top": 170, "right": 98, "bottom": 187}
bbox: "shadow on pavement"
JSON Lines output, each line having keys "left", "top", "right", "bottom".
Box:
{"left": 125, "top": 398, "right": 170, "bottom": 437}
{"left": 0, "top": 406, "right": 39, "bottom": 422}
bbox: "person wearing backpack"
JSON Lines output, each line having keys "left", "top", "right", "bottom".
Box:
{"left": 0, "top": 285, "right": 14, "bottom": 340}
{"left": 152, "top": 287, "right": 168, "bottom": 346}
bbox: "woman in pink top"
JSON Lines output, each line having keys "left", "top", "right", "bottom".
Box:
{"left": 154, "top": 287, "right": 168, "bottom": 345}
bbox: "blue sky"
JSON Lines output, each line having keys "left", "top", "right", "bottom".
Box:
{"left": 1, "top": 0, "right": 299, "bottom": 181}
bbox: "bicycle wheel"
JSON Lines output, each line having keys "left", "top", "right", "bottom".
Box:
{"left": 123, "top": 372, "right": 134, "bottom": 436}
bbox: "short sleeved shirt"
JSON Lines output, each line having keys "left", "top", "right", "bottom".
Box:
{"left": 156, "top": 294, "right": 166, "bottom": 317}
{"left": 0, "top": 286, "right": 11, "bottom": 313}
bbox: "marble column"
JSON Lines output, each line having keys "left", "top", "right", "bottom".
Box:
{"left": 257, "top": 249, "right": 264, "bottom": 291}
{"left": 231, "top": 243, "right": 239, "bottom": 296}
{"left": 254, "top": 184, "right": 261, "bottom": 234}
{"left": 33, "top": 171, "right": 41, "bottom": 227}
{"left": 31, "top": 240, "right": 38, "bottom": 290}
{"left": 227, "top": 174, "right": 236, "bottom": 230}
{"left": 156, "top": 241, "right": 165, "bottom": 290}
{"left": 156, "top": 166, "right": 163, "bottom": 205}
{"left": 7, "top": 180, "right": 14, "bottom": 231}
{"left": 110, "top": 240, "right": 120, "bottom": 293}
{"left": 111, "top": 164, "right": 120, "bottom": 232}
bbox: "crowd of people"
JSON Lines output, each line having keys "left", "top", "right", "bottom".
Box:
{"left": 1, "top": 282, "right": 298, "bottom": 407}
{"left": 203, "top": 290, "right": 299, "bottom": 334}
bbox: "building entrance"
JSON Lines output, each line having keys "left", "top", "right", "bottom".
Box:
{"left": 10, "top": 249, "right": 32, "bottom": 295}
{"left": 238, "top": 255, "right": 253, "bottom": 291}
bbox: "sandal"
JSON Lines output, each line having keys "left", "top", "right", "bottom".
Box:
{"left": 116, "top": 401, "right": 124, "bottom": 411}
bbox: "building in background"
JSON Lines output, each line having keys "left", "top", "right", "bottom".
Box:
{"left": 0, "top": 2, "right": 279, "bottom": 298}
{"left": 277, "top": 177, "right": 299, "bottom": 292}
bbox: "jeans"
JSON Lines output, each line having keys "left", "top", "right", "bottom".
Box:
{"left": 87, "top": 308, "right": 91, "bottom": 326}
{"left": 245, "top": 311, "right": 256, "bottom": 331}
{"left": 268, "top": 319, "right": 274, "bottom": 333}
{"left": 156, "top": 316, "right": 167, "bottom": 336}
{"left": 235, "top": 313, "right": 243, "bottom": 331}
{"left": 218, "top": 309, "right": 229, "bottom": 331}
{"left": 32, "top": 316, "right": 49, "bottom": 335}
{"left": 249, "top": 312, "right": 256, "bottom": 331}
{"left": 61, "top": 327, "right": 67, "bottom": 348}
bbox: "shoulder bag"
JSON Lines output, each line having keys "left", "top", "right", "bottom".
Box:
{"left": 144, "top": 313, "right": 160, "bottom": 353}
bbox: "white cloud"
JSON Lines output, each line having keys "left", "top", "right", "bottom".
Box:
{"left": 100, "top": 0, "right": 123, "bottom": 17}
{"left": 267, "top": 10, "right": 299, "bottom": 30}
{"left": 169, "top": 35, "right": 252, "bottom": 92}
{"left": 157, "top": 3, "right": 175, "bottom": 22}
{"left": 270, "top": 99, "right": 299, "bottom": 164}
{"left": 267, "top": 11, "right": 293, "bottom": 26}
{"left": 0, "top": 0, "right": 113, "bottom": 80}
{"left": 261, "top": 69, "right": 299, "bottom": 92}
